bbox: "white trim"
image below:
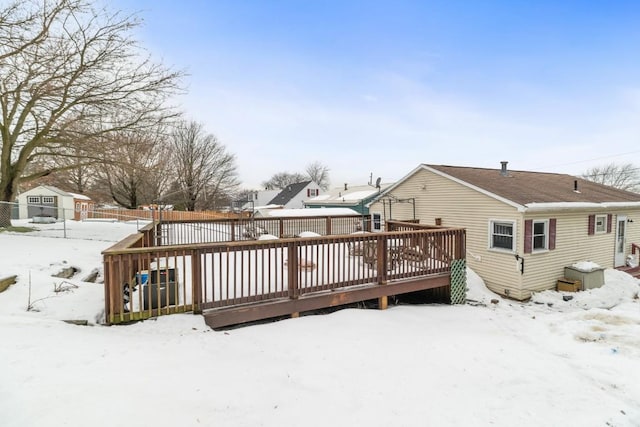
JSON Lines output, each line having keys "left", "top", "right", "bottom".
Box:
{"left": 595, "top": 214, "right": 607, "bottom": 234}
{"left": 525, "top": 201, "right": 640, "bottom": 212}
{"left": 488, "top": 219, "right": 517, "bottom": 253}
{"left": 532, "top": 219, "right": 549, "bottom": 252}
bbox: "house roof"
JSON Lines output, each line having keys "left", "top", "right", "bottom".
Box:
{"left": 305, "top": 183, "right": 393, "bottom": 206}
{"left": 268, "top": 181, "right": 313, "bottom": 206}
{"left": 374, "top": 163, "right": 640, "bottom": 212}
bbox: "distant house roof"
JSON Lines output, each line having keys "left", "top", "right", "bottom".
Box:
{"left": 376, "top": 164, "right": 640, "bottom": 212}
{"left": 305, "top": 183, "right": 393, "bottom": 207}
{"left": 268, "top": 181, "right": 313, "bottom": 206}
{"left": 256, "top": 207, "right": 359, "bottom": 218}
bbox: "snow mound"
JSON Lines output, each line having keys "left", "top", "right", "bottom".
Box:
{"left": 531, "top": 269, "right": 639, "bottom": 311}
{"left": 298, "top": 231, "right": 321, "bottom": 238}
{"left": 258, "top": 234, "right": 279, "bottom": 240}
{"left": 465, "top": 267, "right": 501, "bottom": 305}
{"left": 571, "top": 261, "right": 602, "bottom": 272}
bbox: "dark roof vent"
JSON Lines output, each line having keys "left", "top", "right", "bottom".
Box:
{"left": 574, "top": 180, "right": 580, "bottom": 193}
{"left": 500, "top": 161, "right": 508, "bottom": 177}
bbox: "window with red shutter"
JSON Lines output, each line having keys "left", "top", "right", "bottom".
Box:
{"left": 524, "top": 220, "right": 532, "bottom": 254}
{"left": 549, "top": 218, "right": 556, "bottom": 250}
{"left": 588, "top": 214, "right": 595, "bottom": 235}
{"left": 607, "top": 214, "right": 612, "bottom": 233}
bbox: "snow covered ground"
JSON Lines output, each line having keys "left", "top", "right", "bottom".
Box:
{"left": 1, "top": 220, "right": 640, "bottom": 427}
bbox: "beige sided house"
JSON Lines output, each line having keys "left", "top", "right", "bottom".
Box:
{"left": 368, "top": 162, "right": 640, "bottom": 300}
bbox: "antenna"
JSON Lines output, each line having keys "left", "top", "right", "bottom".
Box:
{"left": 368, "top": 173, "right": 373, "bottom": 186}
{"left": 375, "top": 177, "right": 381, "bottom": 189}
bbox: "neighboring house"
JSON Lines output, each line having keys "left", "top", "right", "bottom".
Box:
{"left": 304, "top": 182, "right": 393, "bottom": 215}
{"left": 234, "top": 189, "right": 280, "bottom": 211}
{"left": 267, "top": 181, "right": 321, "bottom": 209}
{"left": 368, "top": 162, "right": 640, "bottom": 300}
{"left": 18, "top": 185, "right": 94, "bottom": 221}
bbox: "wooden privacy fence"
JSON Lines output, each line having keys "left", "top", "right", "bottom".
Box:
{"left": 103, "top": 226, "right": 466, "bottom": 326}
{"left": 89, "top": 208, "right": 245, "bottom": 222}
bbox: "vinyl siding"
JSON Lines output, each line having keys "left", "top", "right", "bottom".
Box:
{"left": 369, "top": 168, "right": 524, "bottom": 298}
{"left": 521, "top": 209, "right": 640, "bottom": 297}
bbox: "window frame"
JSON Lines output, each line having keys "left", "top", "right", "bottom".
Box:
{"left": 27, "top": 196, "right": 40, "bottom": 204}
{"left": 595, "top": 214, "right": 607, "bottom": 233}
{"left": 42, "top": 196, "right": 55, "bottom": 204}
{"left": 532, "top": 219, "right": 549, "bottom": 252}
{"left": 372, "top": 213, "right": 382, "bottom": 231}
{"left": 488, "top": 219, "right": 516, "bottom": 253}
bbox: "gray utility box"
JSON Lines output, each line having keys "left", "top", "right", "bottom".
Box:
{"left": 564, "top": 266, "right": 605, "bottom": 290}
{"left": 142, "top": 267, "right": 179, "bottom": 310}
{"left": 143, "top": 281, "right": 178, "bottom": 310}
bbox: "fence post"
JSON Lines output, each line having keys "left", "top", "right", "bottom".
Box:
{"left": 279, "top": 219, "right": 284, "bottom": 238}
{"left": 62, "top": 207, "right": 67, "bottom": 238}
{"left": 326, "top": 217, "right": 331, "bottom": 236}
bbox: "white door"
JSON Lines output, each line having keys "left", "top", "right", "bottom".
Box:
{"left": 615, "top": 216, "right": 627, "bottom": 267}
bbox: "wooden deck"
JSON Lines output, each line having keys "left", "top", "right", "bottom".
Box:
{"left": 103, "top": 219, "right": 466, "bottom": 328}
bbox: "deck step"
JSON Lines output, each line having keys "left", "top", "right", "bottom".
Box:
{"left": 616, "top": 265, "right": 640, "bottom": 279}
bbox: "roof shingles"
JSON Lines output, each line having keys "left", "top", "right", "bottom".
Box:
{"left": 426, "top": 164, "right": 640, "bottom": 206}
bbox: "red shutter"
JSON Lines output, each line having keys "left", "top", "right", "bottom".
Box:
{"left": 524, "top": 220, "right": 532, "bottom": 254}
{"left": 307, "top": 189, "right": 310, "bottom": 197}
{"left": 549, "top": 218, "right": 556, "bottom": 250}
{"left": 607, "top": 214, "right": 612, "bottom": 233}
{"left": 588, "top": 215, "right": 595, "bottom": 235}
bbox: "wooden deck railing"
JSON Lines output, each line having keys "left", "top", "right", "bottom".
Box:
{"left": 103, "top": 227, "right": 465, "bottom": 324}
{"left": 153, "top": 215, "right": 371, "bottom": 245}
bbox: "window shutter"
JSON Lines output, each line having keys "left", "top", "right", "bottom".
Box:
{"left": 588, "top": 215, "right": 595, "bottom": 235}
{"left": 607, "top": 214, "right": 612, "bottom": 233}
{"left": 307, "top": 189, "right": 310, "bottom": 197}
{"left": 524, "top": 220, "right": 532, "bottom": 254}
{"left": 549, "top": 218, "right": 556, "bottom": 250}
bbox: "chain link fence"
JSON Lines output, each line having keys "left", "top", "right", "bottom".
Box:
{"left": 0, "top": 200, "right": 150, "bottom": 240}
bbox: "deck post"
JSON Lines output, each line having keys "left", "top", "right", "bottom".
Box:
{"left": 191, "top": 249, "right": 203, "bottom": 313}
{"left": 287, "top": 242, "right": 299, "bottom": 299}
{"left": 326, "top": 217, "right": 332, "bottom": 235}
{"left": 377, "top": 237, "right": 388, "bottom": 309}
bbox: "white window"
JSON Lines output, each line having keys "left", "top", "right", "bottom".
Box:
{"left": 490, "top": 220, "right": 515, "bottom": 251}
{"left": 27, "top": 196, "right": 40, "bottom": 204}
{"left": 595, "top": 214, "right": 607, "bottom": 233}
{"left": 373, "top": 213, "right": 382, "bottom": 231}
{"left": 532, "top": 220, "right": 548, "bottom": 251}
{"left": 42, "top": 196, "right": 54, "bottom": 204}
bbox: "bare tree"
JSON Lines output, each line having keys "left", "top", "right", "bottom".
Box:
{"left": 95, "top": 130, "right": 171, "bottom": 208}
{"left": 0, "top": 0, "right": 181, "bottom": 226}
{"left": 305, "top": 161, "right": 330, "bottom": 190}
{"left": 262, "top": 172, "right": 309, "bottom": 190}
{"left": 170, "top": 120, "right": 238, "bottom": 211}
{"left": 582, "top": 163, "right": 640, "bottom": 192}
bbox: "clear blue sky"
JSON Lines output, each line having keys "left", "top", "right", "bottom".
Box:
{"left": 113, "top": 0, "right": 640, "bottom": 189}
